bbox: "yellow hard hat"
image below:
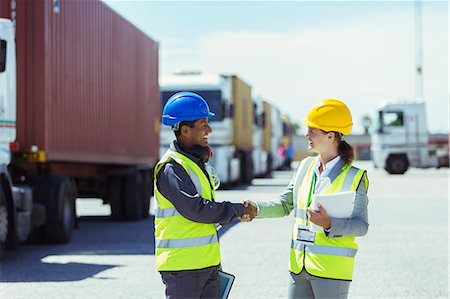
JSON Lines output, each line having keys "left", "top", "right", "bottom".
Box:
{"left": 302, "top": 98, "right": 353, "bottom": 135}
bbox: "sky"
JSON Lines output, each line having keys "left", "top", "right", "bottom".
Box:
{"left": 103, "top": 0, "right": 448, "bottom": 134}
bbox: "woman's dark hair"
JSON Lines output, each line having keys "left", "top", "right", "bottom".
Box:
{"left": 334, "top": 132, "right": 355, "bottom": 164}
{"left": 321, "top": 130, "right": 355, "bottom": 164}
{"left": 174, "top": 120, "right": 196, "bottom": 138}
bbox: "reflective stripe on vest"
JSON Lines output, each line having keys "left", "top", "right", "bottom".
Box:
{"left": 156, "top": 207, "right": 181, "bottom": 218}
{"left": 154, "top": 148, "right": 220, "bottom": 271}
{"left": 295, "top": 208, "right": 307, "bottom": 219}
{"left": 342, "top": 166, "right": 359, "bottom": 191}
{"left": 156, "top": 234, "right": 218, "bottom": 249}
{"left": 291, "top": 240, "right": 357, "bottom": 257}
{"left": 188, "top": 167, "right": 203, "bottom": 197}
{"left": 293, "top": 157, "right": 316, "bottom": 218}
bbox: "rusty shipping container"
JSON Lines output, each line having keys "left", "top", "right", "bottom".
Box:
{"left": 2, "top": 0, "right": 159, "bottom": 166}
{"left": 0, "top": 0, "right": 160, "bottom": 225}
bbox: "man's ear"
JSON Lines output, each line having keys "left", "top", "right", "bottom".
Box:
{"left": 181, "top": 125, "right": 190, "bottom": 137}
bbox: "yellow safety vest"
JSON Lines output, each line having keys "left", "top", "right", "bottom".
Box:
{"left": 289, "top": 156, "right": 368, "bottom": 280}
{"left": 154, "top": 148, "right": 220, "bottom": 271}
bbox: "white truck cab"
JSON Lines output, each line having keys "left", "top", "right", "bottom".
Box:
{"left": 371, "top": 100, "right": 441, "bottom": 174}
{"left": 0, "top": 18, "right": 16, "bottom": 166}
{"left": 1, "top": 18, "right": 37, "bottom": 260}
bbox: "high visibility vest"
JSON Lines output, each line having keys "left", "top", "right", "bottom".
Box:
{"left": 289, "top": 156, "right": 368, "bottom": 280}
{"left": 154, "top": 148, "right": 220, "bottom": 271}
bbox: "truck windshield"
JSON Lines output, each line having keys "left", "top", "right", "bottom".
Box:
{"left": 383, "top": 111, "right": 404, "bottom": 127}
{"left": 377, "top": 110, "right": 404, "bottom": 132}
{"left": 161, "top": 90, "right": 223, "bottom": 122}
{"left": 0, "top": 39, "right": 6, "bottom": 72}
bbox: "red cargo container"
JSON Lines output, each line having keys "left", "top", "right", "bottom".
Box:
{"left": 10, "top": 0, "right": 160, "bottom": 165}
{"left": 0, "top": 0, "right": 11, "bottom": 19}
{"left": 0, "top": 0, "right": 159, "bottom": 234}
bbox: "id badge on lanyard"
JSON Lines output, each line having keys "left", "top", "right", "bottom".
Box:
{"left": 296, "top": 173, "right": 316, "bottom": 245}
{"left": 297, "top": 226, "right": 316, "bottom": 245}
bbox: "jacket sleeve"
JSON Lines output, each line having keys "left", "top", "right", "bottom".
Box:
{"left": 156, "top": 162, "right": 245, "bottom": 225}
{"left": 256, "top": 175, "right": 295, "bottom": 218}
{"left": 326, "top": 175, "right": 369, "bottom": 238}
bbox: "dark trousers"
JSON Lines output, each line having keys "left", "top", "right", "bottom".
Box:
{"left": 160, "top": 266, "right": 220, "bottom": 299}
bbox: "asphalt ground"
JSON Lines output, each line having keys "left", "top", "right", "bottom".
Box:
{"left": 0, "top": 161, "right": 448, "bottom": 298}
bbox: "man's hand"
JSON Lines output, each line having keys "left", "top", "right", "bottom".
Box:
{"left": 307, "top": 204, "right": 331, "bottom": 229}
{"left": 240, "top": 199, "right": 257, "bottom": 222}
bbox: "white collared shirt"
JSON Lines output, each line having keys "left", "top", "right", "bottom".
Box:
{"left": 314, "top": 155, "right": 341, "bottom": 193}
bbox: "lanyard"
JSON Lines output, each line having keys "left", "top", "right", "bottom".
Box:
{"left": 306, "top": 174, "right": 316, "bottom": 208}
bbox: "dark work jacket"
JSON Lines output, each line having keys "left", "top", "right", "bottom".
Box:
{"left": 156, "top": 141, "right": 245, "bottom": 224}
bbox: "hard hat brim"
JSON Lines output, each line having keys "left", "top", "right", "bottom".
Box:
{"left": 302, "top": 118, "right": 352, "bottom": 135}
{"left": 162, "top": 111, "right": 216, "bottom": 126}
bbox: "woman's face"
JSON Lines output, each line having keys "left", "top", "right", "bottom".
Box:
{"left": 305, "top": 127, "right": 335, "bottom": 153}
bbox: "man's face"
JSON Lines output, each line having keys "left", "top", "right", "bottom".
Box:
{"left": 184, "top": 118, "right": 212, "bottom": 147}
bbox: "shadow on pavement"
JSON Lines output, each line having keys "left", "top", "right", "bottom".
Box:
{"left": 0, "top": 216, "right": 156, "bottom": 282}
{"left": 0, "top": 260, "right": 115, "bottom": 282}
{"left": 0, "top": 213, "right": 242, "bottom": 283}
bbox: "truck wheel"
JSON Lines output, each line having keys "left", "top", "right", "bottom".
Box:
{"left": 238, "top": 151, "right": 254, "bottom": 185}
{"left": 244, "top": 151, "right": 254, "bottom": 184}
{"left": 123, "top": 172, "right": 143, "bottom": 220}
{"left": 140, "top": 170, "right": 153, "bottom": 219}
{"left": 107, "top": 176, "right": 124, "bottom": 220}
{"left": 44, "top": 177, "right": 77, "bottom": 243}
{"left": 0, "top": 189, "right": 9, "bottom": 261}
{"left": 386, "top": 155, "right": 409, "bottom": 174}
{"left": 266, "top": 153, "right": 273, "bottom": 177}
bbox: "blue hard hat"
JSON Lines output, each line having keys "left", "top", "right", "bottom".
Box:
{"left": 162, "top": 92, "right": 215, "bottom": 126}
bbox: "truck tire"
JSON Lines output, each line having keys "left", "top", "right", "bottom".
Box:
{"left": 238, "top": 150, "right": 254, "bottom": 185}
{"left": 385, "top": 154, "right": 409, "bottom": 175}
{"left": 107, "top": 176, "right": 124, "bottom": 220}
{"left": 108, "top": 172, "right": 151, "bottom": 220}
{"left": 123, "top": 172, "right": 143, "bottom": 220}
{"left": 24, "top": 176, "right": 47, "bottom": 244}
{"left": 0, "top": 188, "right": 9, "bottom": 261}
{"left": 265, "top": 153, "right": 273, "bottom": 177}
{"left": 140, "top": 170, "right": 153, "bottom": 219}
{"left": 244, "top": 151, "right": 254, "bottom": 184}
{"left": 44, "top": 176, "right": 77, "bottom": 243}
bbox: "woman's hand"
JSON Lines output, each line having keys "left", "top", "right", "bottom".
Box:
{"left": 307, "top": 204, "right": 331, "bottom": 229}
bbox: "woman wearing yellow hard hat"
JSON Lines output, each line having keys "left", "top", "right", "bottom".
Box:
{"left": 243, "top": 99, "right": 369, "bottom": 299}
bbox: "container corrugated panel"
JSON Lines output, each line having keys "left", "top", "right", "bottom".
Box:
{"left": 230, "top": 75, "right": 253, "bottom": 151}
{"left": 13, "top": 0, "right": 159, "bottom": 165}
{"left": 0, "top": 0, "right": 11, "bottom": 19}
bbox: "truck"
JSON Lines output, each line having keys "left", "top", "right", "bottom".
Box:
{"left": 371, "top": 101, "right": 448, "bottom": 174}
{"left": 0, "top": 0, "right": 159, "bottom": 260}
{"left": 251, "top": 97, "right": 270, "bottom": 177}
{"left": 256, "top": 99, "right": 292, "bottom": 176}
{"left": 160, "top": 71, "right": 254, "bottom": 185}
{"left": 269, "top": 104, "right": 285, "bottom": 171}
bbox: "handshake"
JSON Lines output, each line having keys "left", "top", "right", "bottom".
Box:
{"left": 240, "top": 199, "right": 257, "bottom": 222}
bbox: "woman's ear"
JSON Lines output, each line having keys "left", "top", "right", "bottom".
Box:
{"left": 327, "top": 132, "right": 336, "bottom": 142}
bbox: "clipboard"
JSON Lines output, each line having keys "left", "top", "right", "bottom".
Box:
{"left": 311, "top": 191, "right": 356, "bottom": 218}
{"left": 218, "top": 270, "right": 235, "bottom": 299}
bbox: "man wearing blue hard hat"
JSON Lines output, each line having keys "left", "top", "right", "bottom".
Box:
{"left": 154, "top": 92, "right": 257, "bottom": 299}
